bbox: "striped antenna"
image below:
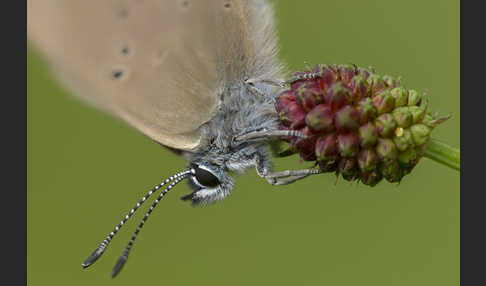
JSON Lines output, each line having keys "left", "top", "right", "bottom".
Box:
{"left": 111, "top": 174, "right": 189, "bottom": 278}
{"left": 81, "top": 169, "right": 192, "bottom": 269}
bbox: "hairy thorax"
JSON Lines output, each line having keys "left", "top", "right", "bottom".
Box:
{"left": 181, "top": 81, "right": 281, "bottom": 204}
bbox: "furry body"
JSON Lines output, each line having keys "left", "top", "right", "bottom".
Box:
{"left": 185, "top": 80, "right": 283, "bottom": 204}
{"left": 177, "top": 0, "right": 287, "bottom": 204}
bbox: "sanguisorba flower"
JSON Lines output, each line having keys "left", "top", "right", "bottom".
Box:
{"left": 276, "top": 64, "right": 449, "bottom": 186}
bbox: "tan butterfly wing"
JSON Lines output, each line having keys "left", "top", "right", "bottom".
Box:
{"left": 27, "top": 0, "right": 282, "bottom": 151}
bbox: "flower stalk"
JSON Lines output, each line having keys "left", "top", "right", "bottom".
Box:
{"left": 424, "top": 138, "right": 460, "bottom": 171}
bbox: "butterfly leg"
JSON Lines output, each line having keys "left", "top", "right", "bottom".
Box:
{"left": 284, "top": 72, "right": 322, "bottom": 85}
{"left": 263, "top": 169, "right": 322, "bottom": 186}
{"left": 234, "top": 129, "right": 307, "bottom": 143}
{"left": 243, "top": 78, "right": 286, "bottom": 100}
{"left": 255, "top": 153, "right": 321, "bottom": 186}
{"left": 246, "top": 68, "right": 327, "bottom": 92}
{"left": 245, "top": 78, "right": 286, "bottom": 88}
{"left": 244, "top": 81, "right": 266, "bottom": 97}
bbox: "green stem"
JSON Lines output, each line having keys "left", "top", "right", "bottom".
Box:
{"left": 424, "top": 138, "right": 460, "bottom": 171}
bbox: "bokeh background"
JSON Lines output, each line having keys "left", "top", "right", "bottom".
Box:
{"left": 27, "top": 0, "right": 459, "bottom": 285}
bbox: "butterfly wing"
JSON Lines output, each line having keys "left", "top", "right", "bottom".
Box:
{"left": 27, "top": 0, "right": 283, "bottom": 150}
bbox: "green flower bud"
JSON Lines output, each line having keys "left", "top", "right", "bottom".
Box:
{"left": 407, "top": 89, "right": 422, "bottom": 106}
{"left": 325, "top": 82, "right": 353, "bottom": 110}
{"left": 296, "top": 85, "right": 325, "bottom": 112}
{"left": 357, "top": 98, "right": 377, "bottom": 124}
{"left": 392, "top": 107, "right": 413, "bottom": 128}
{"left": 358, "top": 149, "right": 379, "bottom": 172}
{"left": 305, "top": 104, "right": 334, "bottom": 132}
{"left": 410, "top": 124, "right": 431, "bottom": 146}
{"left": 359, "top": 122, "right": 378, "bottom": 148}
{"left": 397, "top": 147, "right": 419, "bottom": 171}
{"left": 375, "top": 113, "right": 397, "bottom": 137}
{"left": 381, "top": 161, "right": 403, "bottom": 183}
{"left": 338, "top": 158, "right": 359, "bottom": 181}
{"left": 391, "top": 87, "right": 408, "bottom": 107}
{"left": 393, "top": 128, "right": 414, "bottom": 152}
{"left": 349, "top": 76, "right": 369, "bottom": 103}
{"left": 376, "top": 138, "right": 398, "bottom": 162}
{"left": 367, "top": 74, "right": 386, "bottom": 93}
{"left": 338, "top": 133, "right": 360, "bottom": 157}
{"left": 315, "top": 134, "right": 338, "bottom": 161}
{"left": 338, "top": 64, "right": 358, "bottom": 85}
{"left": 372, "top": 90, "right": 396, "bottom": 114}
{"left": 335, "top": 105, "right": 360, "bottom": 132}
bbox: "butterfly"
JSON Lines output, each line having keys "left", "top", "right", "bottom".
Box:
{"left": 27, "top": 0, "right": 320, "bottom": 277}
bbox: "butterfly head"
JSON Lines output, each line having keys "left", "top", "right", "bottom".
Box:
{"left": 181, "top": 162, "right": 234, "bottom": 205}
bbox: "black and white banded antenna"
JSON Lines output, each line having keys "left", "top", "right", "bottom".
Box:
{"left": 111, "top": 174, "right": 189, "bottom": 278}
{"left": 81, "top": 169, "right": 193, "bottom": 269}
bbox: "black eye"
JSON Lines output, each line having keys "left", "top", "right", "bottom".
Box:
{"left": 194, "top": 166, "right": 220, "bottom": 188}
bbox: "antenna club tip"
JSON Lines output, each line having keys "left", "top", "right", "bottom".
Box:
{"left": 81, "top": 256, "right": 97, "bottom": 269}
{"left": 111, "top": 256, "right": 128, "bottom": 278}
{"left": 81, "top": 247, "right": 105, "bottom": 269}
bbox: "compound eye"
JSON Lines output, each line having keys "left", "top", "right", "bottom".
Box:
{"left": 194, "top": 165, "right": 220, "bottom": 188}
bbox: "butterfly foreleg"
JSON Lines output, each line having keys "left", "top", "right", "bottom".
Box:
{"left": 234, "top": 129, "right": 307, "bottom": 143}
{"left": 284, "top": 71, "right": 322, "bottom": 85}
{"left": 263, "top": 169, "right": 322, "bottom": 186}
{"left": 254, "top": 152, "right": 322, "bottom": 186}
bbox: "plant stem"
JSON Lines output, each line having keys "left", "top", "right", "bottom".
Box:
{"left": 424, "top": 138, "right": 460, "bottom": 171}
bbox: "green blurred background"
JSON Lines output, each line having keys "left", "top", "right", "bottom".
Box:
{"left": 27, "top": 0, "right": 459, "bottom": 285}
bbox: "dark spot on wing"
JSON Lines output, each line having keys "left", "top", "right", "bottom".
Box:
{"left": 108, "top": 65, "right": 130, "bottom": 82}
{"left": 110, "top": 66, "right": 130, "bottom": 81}
{"left": 112, "top": 69, "right": 124, "bottom": 79}
{"left": 121, "top": 46, "right": 131, "bottom": 57}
